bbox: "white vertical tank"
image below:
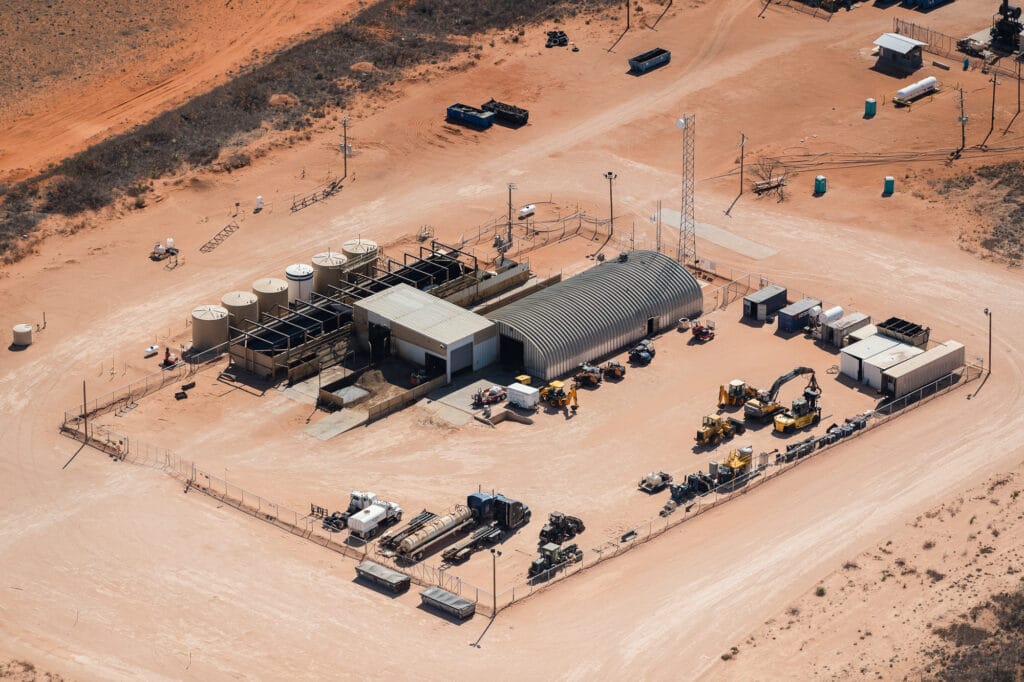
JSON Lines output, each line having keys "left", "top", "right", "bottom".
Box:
{"left": 191, "top": 305, "right": 230, "bottom": 351}
{"left": 252, "top": 278, "right": 289, "bottom": 316}
{"left": 285, "top": 264, "right": 314, "bottom": 303}
{"left": 221, "top": 291, "right": 259, "bottom": 331}
{"left": 12, "top": 324, "right": 33, "bottom": 347}
{"left": 311, "top": 251, "right": 348, "bottom": 295}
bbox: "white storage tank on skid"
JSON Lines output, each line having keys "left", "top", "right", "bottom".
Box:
{"left": 342, "top": 238, "right": 378, "bottom": 276}
{"left": 311, "top": 251, "right": 348, "bottom": 295}
{"left": 839, "top": 334, "right": 900, "bottom": 382}
{"left": 220, "top": 291, "right": 259, "bottom": 331}
{"left": 12, "top": 324, "right": 33, "bottom": 347}
{"left": 506, "top": 382, "right": 540, "bottom": 410}
{"left": 285, "top": 263, "right": 314, "bottom": 303}
{"left": 252, "top": 278, "right": 289, "bottom": 316}
{"left": 191, "top": 305, "right": 230, "bottom": 351}
{"left": 896, "top": 76, "right": 938, "bottom": 104}
{"left": 818, "top": 306, "right": 843, "bottom": 325}
{"left": 861, "top": 343, "right": 924, "bottom": 391}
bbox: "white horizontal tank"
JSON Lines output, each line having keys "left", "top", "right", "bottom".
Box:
{"left": 819, "top": 306, "right": 843, "bottom": 324}
{"left": 896, "top": 76, "right": 938, "bottom": 102}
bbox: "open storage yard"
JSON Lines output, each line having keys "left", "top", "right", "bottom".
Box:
{"left": 2, "top": 0, "right": 1024, "bottom": 679}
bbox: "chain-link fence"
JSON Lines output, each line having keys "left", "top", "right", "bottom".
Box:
{"left": 62, "top": 362, "right": 191, "bottom": 428}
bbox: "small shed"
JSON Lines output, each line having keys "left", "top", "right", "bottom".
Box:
{"left": 822, "top": 312, "right": 872, "bottom": 348}
{"left": 847, "top": 324, "right": 878, "bottom": 345}
{"left": 840, "top": 334, "right": 900, "bottom": 382}
{"left": 743, "top": 285, "right": 788, "bottom": 321}
{"left": 874, "top": 33, "right": 927, "bottom": 72}
{"left": 776, "top": 297, "right": 821, "bottom": 334}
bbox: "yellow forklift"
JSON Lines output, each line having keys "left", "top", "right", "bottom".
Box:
{"left": 774, "top": 375, "right": 822, "bottom": 433}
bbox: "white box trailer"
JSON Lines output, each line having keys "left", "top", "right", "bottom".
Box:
{"left": 840, "top": 335, "right": 901, "bottom": 382}
{"left": 882, "top": 340, "right": 965, "bottom": 398}
{"left": 347, "top": 501, "right": 402, "bottom": 539}
{"left": 860, "top": 343, "right": 924, "bottom": 390}
{"left": 847, "top": 324, "right": 878, "bottom": 344}
{"left": 506, "top": 382, "right": 539, "bottom": 410}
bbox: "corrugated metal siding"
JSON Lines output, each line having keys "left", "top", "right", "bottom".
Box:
{"left": 883, "top": 340, "right": 965, "bottom": 398}
{"left": 488, "top": 251, "right": 702, "bottom": 380}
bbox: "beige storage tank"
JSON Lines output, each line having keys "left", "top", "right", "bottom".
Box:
{"left": 191, "top": 305, "right": 229, "bottom": 351}
{"left": 12, "top": 324, "right": 33, "bottom": 347}
{"left": 252, "top": 277, "right": 289, "bottom": 316}
{"left": 342, "top": 238, "right": 378, "bottom": 277}
{"left": 220, "top": 291, "right": 259, "bottom": 331}
{"left": 311, "top": 251, "right": 348, "bottom": 295}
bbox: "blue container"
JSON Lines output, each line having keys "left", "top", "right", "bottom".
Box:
{"left": 814, "top": 175, "right": 827, "bottom": 195}
{"left": 864, "top": 98, "right": 877, "bottom": 118}
{"left": 446, "top": 103, "right": 495, "bottom": 129}
{"left": 884, "top": 176, "right": 895, "bottom": 195}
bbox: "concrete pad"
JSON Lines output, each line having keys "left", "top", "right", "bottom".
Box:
{"left": 658, "top": 208, "right": 778, "bottom": 260}
{"left": 333, "top": 385, "right": 369, "bottom": 405}
{"left": 279, "top": 365, "right": 355, "bottom": 405}
{"left": 304, "top": 409, "right": 369, "bottom": 440}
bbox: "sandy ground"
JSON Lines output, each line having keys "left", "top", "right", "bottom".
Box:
{"left": 0, "top": 0, "right": 360, "bottom": 181}
{"left": 1, "top": 0, "right": 1023, "bottom": 678}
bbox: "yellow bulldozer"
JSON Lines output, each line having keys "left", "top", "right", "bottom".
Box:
{"left": 718, "top": 379, "right": 757, "bottom": 408}
{"left": 695, "top": 414, "right": 746, "bottom": 447}
{"left": 540, "top": 380, "right": 578, "bottom": 412}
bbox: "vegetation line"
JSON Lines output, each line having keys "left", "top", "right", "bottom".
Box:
{"left": 0, "top": 0, "right": 619, "bottom": 260}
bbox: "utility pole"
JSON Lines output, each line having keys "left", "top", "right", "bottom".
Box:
{"left": 82, "top": 380, "right": 88, "bottom": 444}
{"left": 985, "top": 307, "right": 992, "bottom": 375}
{"left": 604, "top": 171, "right": 617, "bottom": 241}
{"left": 982, "top": 75, "right": 1000, "bottom": 149}
{"left": 626, "top": 0, "right": 631, "bottom": 30}
{"left": 655, "top": 199, "right": 662, "bottom": 253}
{"left": 676, "top": 114, "right": 697, "bottom": 266}
{"left": 506, "top": 183, "right": 517, "bottom": 249}
{"left": 739, "top": 132, "right": 746, "bottom": 196}
{"left": 490, "top": 548, "right": 502, "bottom": 619}
{"left": 342, "top": 115, "right": 350, "bottom": 179}
{"left": 956, "top": 88, "right": 968, "bottom": 158}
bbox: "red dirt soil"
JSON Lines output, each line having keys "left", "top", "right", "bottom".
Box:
{"left": 1, "top": 0, "right": 1022, "bottom": 679}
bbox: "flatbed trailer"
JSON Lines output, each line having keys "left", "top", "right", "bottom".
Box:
{"left": 379, "top": 510, "right": 436, "bottom": 550}
{"left": 420, "top": 586, "right": 476, "bottom": 619}
{"left": 354, "top": 561, "right": 411, "bottom": 594}
{"left": 441, "top": 524, "right": 503, "bottom": 564}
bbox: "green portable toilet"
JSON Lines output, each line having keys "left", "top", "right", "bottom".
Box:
{"left": 884, "top": 176, "right": 895, "bottom": 195}
{"left": 814, "top": 175, "right": 827, "bottom": 195}
{"left": 865, "top": 98, "right": 877, "bottom": 118}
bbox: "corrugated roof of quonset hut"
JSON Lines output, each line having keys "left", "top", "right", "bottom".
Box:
{"left": 488, "top": 250, "right": 703, "bottom": 379}
{"left": 354, "top": 283, "right": 494, "bottom": 346}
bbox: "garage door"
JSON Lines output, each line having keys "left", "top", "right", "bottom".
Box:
{"left": 450, "top": 342, "right": 473, "bottom": 374}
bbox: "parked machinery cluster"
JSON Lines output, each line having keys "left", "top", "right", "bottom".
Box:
{"left": 660, "top": 447, "right": 761, "bottom": 516}
{"left": 472, "top": 384, "right": 507, "bottom": 407}
{"left": 603, "top": 360, "right": 627, "bottom": 380}
{"left": 743, "top": 367, "right": 816, "bottom": 424}
{"left": 380, "top": 491, "right": 530, "bottom": 563}
{"left": 629, "top": 339, "right": 656, "bottom": 365}
{"left": 528, "top": 542, "right": 583, "bottom": 578}
{"left": 574, "top": 362, "right": 603, "bottom": 387}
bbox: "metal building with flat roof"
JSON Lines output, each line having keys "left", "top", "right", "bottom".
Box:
{"left": 487, "top": 250, "right": 703, "bottom": 380}
{"left": 352, "top": 284, "right": 497, "bottom": 383}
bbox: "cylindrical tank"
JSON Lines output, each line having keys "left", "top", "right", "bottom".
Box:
{"left": 285, "top": 263, "right": 314, "bottom": 303}
{"left": 814, "top": 175, "right": 827, "bottom": 195}
{"left": 12, "top": 323, "right": 33, "bottom": 347}
{"left": 342, "top": 238, "right": 378, "bottom": 277}
{"left": 864, "top": 98, "right": 877, "bottom": 118}
{"left": 809, "top": 305, "right": 822, "bottom": 321}
{"left": 221, "top": 291, "right": 259, "bottom": 331}
{"left": 819, "top": 306, "right": 843, "bottom": 325}
{"left": 896, "top": 76, "right": 938, "bottom": 102}
{"left": 191, "top": 305, "right": 229, "bottom": 351}
{"left": 311, "top": 251, "right": 348, "bottom": 295}
{"left": 884, "top": 176, "right": 895, "bottom": 195}
{"left": 252, "top": 278, "right": 289, "bottom": 316}
{"left": 398, "top": 505, "right": 471, "bottom": 556}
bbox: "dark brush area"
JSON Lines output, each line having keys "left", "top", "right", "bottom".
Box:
{"left": 0, "top": 0, "right": 618, "bottom": 260}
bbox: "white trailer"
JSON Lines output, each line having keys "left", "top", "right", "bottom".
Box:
{"left": 506, "top": 382, "right": 540, "bottom": 410}
{"left": 840, "top": 335, "right": 900, "bottom": 382}
{"left": 861, "top": 343, "right": 924, "bottom": 390}
{"left": 347, "top": 501, "right": 403, "bottom": 539}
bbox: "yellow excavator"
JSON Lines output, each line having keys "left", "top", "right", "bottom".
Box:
{"left": 718, "top": 379, "right": 757, "bottom": 408}
{"left": 774, "top": 375, "right": 822, "bottom": 433}
{"left": 540, "top": 380, "right": 578, "bottom": 412}
{"left": 743, "top": 367, "right": 815, "bottom": 423}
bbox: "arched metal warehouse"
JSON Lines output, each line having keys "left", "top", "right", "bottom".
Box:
{"left": 488, "top": 250, "right": 703, "bottom": 380}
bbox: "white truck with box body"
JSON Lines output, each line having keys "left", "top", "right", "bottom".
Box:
{"left": 347, "top": 501, "right": 403, "bottom": 539}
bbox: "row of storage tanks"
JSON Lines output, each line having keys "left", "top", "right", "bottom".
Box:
{"left": 190, "top": 239, "right": 378, "bottom": 351}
